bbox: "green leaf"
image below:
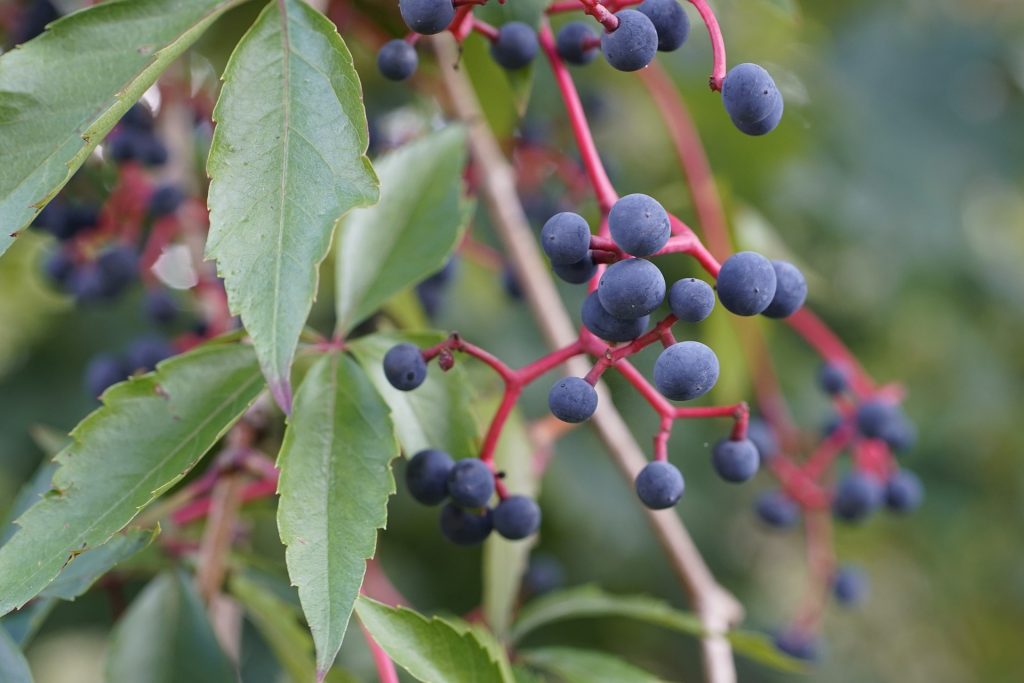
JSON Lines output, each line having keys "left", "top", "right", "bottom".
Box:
{"left": 520, "top": 648, "right": 669, "bottom": 683}
{"left": 0, "top": 627, "right": 33, "bottom": 683}
{"left": 474, "top": 0, "right": 547, "bottom": 116}
{"left": 1, "top": 459, "right": 57, "bottom": 546}
{"left": 0, "top": 0, "right": 244, "bottom": 257}
{"left": 334, "top": 127, "right": 468, "bottom": 335}
{"left": 355, "top": 597, "right": 511, "bottom": 683}
{"left": 1, "top": 598, "right": 55, "bottom": 648}
{"left": 39, "top": 527, "right": 157, "bottom": 601}
{"left": 105, "top": 572, "right": 235, "bottom": 683}
{"left": 434, "top": 616, "right": 517, "bottom": 683}
{"left": 349, "top": 332, "right": 479, "bottom": 460}
{"left": 0, "top": 342, "right": 264, "bottom": 616}
{"left": 726, "top": 630, "right": 807, "bottom": 674}
{"left": 509, "top": 586, "right": 703, "bottom": 644}
{"left": 206, "top": 0, "right": 378, "bottom": 409}
{"left": 276, "top": 352, "right": 398, "bottom": 676}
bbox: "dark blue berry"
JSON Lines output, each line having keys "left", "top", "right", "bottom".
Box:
{"left": 597, "top": 258, "right": 665, "bottom": 319}
{"left": 502, "top": 264, "right": 523, "bottom": 300}
{"left": 855, "top": 400, "right": 900, "bottom": 440}
{"left": 818, "top": 363, "right": 848, "bottom": 395}
{"left": 637, "top": 0, "right": 689, "bottom": 52}
{"left": 399, "top": 0, "right": 455, "bottom": 35}
{"left": 879, "top": 413, "right": 916, "bottom": 453}
{"left": 773, "top": 629, "right": 819, "bottom": 661}
{"left": 716, "top": 251, "right": 777, "bottom": 316}
{"left": 406, "top": 449, "right": 455, "bottom": 506}
{"left": 548, "top": 377, "right": 598, "bottom": 424}
{"left": 96, "top": 245, "right": 139, "bottom": 297}
{"left": 107, "top": 131, "right": 144, "bottom": 163}
{"left": 832, "top": 565, "right": 869, "bottom": 607}
{"left": 144, "top": 289, "right": 179, "bottom": 325}
{"left": 635, "top": 461, "right": 684, "bottom": 509}
{"left": 416, "top": 259, "right": 458, "bottom": 317}
{"left": 755, "top": 490, "right": 800, "bottom": 529}
{"left": 68, "top": 264, "right": 109, "bottom": 303}
{"left": 126, "top": 336, "right": 175, "bottom": 372}
{"left": 553, "top": 253, "right": 597, "bottom": 284}
{"left": 832, "top": 472, "right": 882, "bottom": 523}
{"left": 121, "top": 103, "right": 155, "bottom": 131}
{"left": 668, "top": 278, "right": 715, "bottom": 323}
{"left": 601, "top": 10, "right": 658, "bottom": 72}
{"left": 608, "top": 194, "right": 670, "bottom": 256}
{"left": 43, "top": 249, "right": 76, "bottom": 286}
{"left": 149, "top": 184, "right": 184, "bottom": 217}
{"left": 653, "top": 341, "right": 719, "bottom": 401}
{"left": 140, "top": 135, "right": 169, "bottom": 167}
{"left": 493, "top": 495, "right": 541, "bottom": 540}
{"left": 762, "top": 260, "right": 806, "bottom": 318}
{"left": 884, "top": 470, "right": 923, "bottom": 513}
{"left": 522, "top": 554, "right": 565, "bottom": 596}
{"left": 439, "top": 503, "right": 493, "bottom": 545}
{"left": 541, "top": 212, "right": 591, "bottom": 265}
{"left": 378, "top": 39, "right": 419, "bottom": 81}
{"left": 722, "top": 63, "right": 784, "bottom": 136}
{"left": 383, "top": 343, "right": 427, "bottom": 391}
{"left": 581, "top": 292, "right": 648, "bottom": 342}
{"left": 711, "top": 438, "right": 760, "bottom": 483}
{"left": 747, "top": 417, "right": 780, "bottom": 461}
{"left": 491, "top": 22, "right": 538, "bottom": 70}
{"left": 446, "top": 458, "right": 495, "bottom": 508}
{"left": 556, "top": 22, "right": 599, "bottom": 66}
{"left": 84, "top": 353, "right": 127, "bottom": 398}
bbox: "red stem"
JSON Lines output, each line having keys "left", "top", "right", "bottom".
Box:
{"left": 362, "top": 626, "right": 400, "bottom": 683}
{"left": 686, "top": 0, "right": 728, "bottom": 90}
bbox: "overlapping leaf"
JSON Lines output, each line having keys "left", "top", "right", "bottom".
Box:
{"left": 0, "top": 628, "right": 32, "bottom": 683}
{"left": 520, "top": 647, "right": 669, "bottom": 683}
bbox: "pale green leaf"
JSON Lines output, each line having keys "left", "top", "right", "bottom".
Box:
{"left": 726, "top": 630, "right": 807, "bottom": 674}
{"left": 106, "top": 572, "right": 234, "bottom": 683}
{"left": 355, "top": 597, "right": 510, "bottom": 683}
{"left": 206, "top": 0, "right": 378, "bottom": 408}
{"left": 1, "top": 460, "right": 57, "bottom": 546}
{"left": 0, "top": 0, "right": 245, "bottom": 256}
{"left": 334, "top": 127, "right": 468, "bottom": 334}
{"left": 277, "top": 352, "right": 398, "bottom": 676}
{"left": 0, "top": 342, "right": 264, "bottom": 616}
{"left": 40, "top": 527, "right": 158, "bottom": 601}
{"left": 1, "top": 599, "right": 55, "bottom": 648}
{"left": 0, "top": 627, "right": 33, "bottom": 683}
{"left": 520, "top": 647, "right": 670, "bottom": 683}
{"left": 434, "top": 615, "right": 517, "bottom": 683}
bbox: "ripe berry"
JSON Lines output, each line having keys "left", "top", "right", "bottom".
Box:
{"left": 653, "top": 341, "right": 719, "bottom": 401}
{"left": 601, "top": 10, "right": 658, "bottom": 72}
{"left": 832, "top": 472, "right": 882, "bottom": 523}
{"left": 126, "top": 336, "right": 175, "bottom": 372}
{"left": 121, "top": 103, "right": 155, "bottom": 131}
{"left": 383, "top": 343, "right": 427, "bottom": 391}
{"left": 68, "top": 264, "right": 108, "bottom": 303}
{"left": 439, "top": 503, "right": 493, "bottom": 545}
{"left": 581, "top": 292, "right": 648, "bottom": 342}
{"left": 747, "top": 417, "right": 780, "bottom": 461}
{"left": 556, "top": 22, "right": 599, "bottom": 66}
{"left": 493, "top": 495, "right": 542, "bottom": 540}
{"left": 446, "top": 458, "right": 495, "bottom": 508}
{"left": 541, "top": 212, "right": 591, "bottom": 265}
{"left": 399, "top": 0, "right": 455, "bottom": 35}
{"left": 144, "top": 289, "right": 179, "bottom": 325}
{"left": 406, "top": 449, "right": 455, "bottom": 506}
{"left": 491, "top": 22, "right": 538, "bottom": 70}
{"left": 43, "top": 249, "right": 76, "bottom": 287}
{"left": 378, "top": 39, "right": 418, "bottom": 81}
{"left": 884, "top": 469, "right": 923, "bottom": 513}
{"left": 140, "top": 135, "right": 169, "bottom": 167}
{"left": 96, "top": 245, "right": 139, "bottom": 297}
{"left": 597, "top": 258, "right": 665, "bottom": 320}
{"left": 762, "top": 260, "right": 807, "bottom": 319}
{"left": 832, "top": 565, "right": 869, "bottom": 607}
{"left": 107, "top": 131, "right": 143, "bottom": 163}
{"left": 552, "top": 252, "right": 597, "bottom": 284}
{"left": 722, "top": 63, "right": 784, "bottom": 136}
{"left": 716, "top": 251, "right": 777, "bottom": 316}
{"left": 755, "top": 490, "right": 800, "bottom": 529}
{"left": 711, "top": 438, "right": 759, "bottom": 483}
{"left": 416, "top": 258, "right": 458, "bottom": 319}
{"left": 818, "top": 363, "right": 848, "bottom": 395}
{"left": 522, "top": 554, "right": 565, "bottom": 596}
{"left": 668, "top": 278, "right": 715, "bottom": 323}
{"left": 637, "top": 0, "right": 690, "bottom": 52}
{"left": 773, "top": 629, "right": 819, "bottom": 661}
{"left": 84, "top": 353, "right": 126, "bottom": 398}
{"left": 855, "top": 400, "right": 899, "bottom": 439}
{"left": 608, "top": 194, "right": 670, "bottom": 257}
{"left": 635, "top": 461, "right": 684, "bottom": 509}
{"left": 548, "top": 377, "right": 598, "bottom": 423}
{"left": 149, "top": 184, "right": 184, "bottom": 217}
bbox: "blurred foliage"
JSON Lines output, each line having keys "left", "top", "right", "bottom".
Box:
{"left": 2, "top": 0, "right": 1024, "bottom": 682}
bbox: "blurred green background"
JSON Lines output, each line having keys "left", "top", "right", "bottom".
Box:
{"left": 2, "top": 0, "right": 1023, "bottom": 681}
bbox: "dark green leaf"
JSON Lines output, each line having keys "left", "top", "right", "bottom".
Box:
{"left": 520, "top": 647, "right": 669, "bottom": 683}
{"left": 1, "top": 460, "right": 57, "bottom": 546}
{"left": 39, "top": 527, "right": 157, "bottom": 601}
{"left": 0, "top": 0, "right": 245, "bottom": 256}
{"left": 334, "top": 127, "right": 468, "bottom": 334}
{"left": 206, "top": 0, "right": 378, "bottom": 408}
{"left": 0, "top": 342, "right": 264, "bottom": 616}
{"left": 276, "top": 352, "right": 398, "bottom": 676}
{"left": 0, "top": 627, "right": 33, "bottom": 683}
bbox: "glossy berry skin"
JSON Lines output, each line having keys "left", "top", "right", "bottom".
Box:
{"left": 556, "top": 22, "right": 599, "bottom": 65}
{"left": 711, "top": 438, "right": 760, "bottom": 483}
{"left": 548, "top": 377, "right": 598, "bottom": 423}
{"left": 149, "top": 184, "right": 184, "bottom": 217}
{"left": 552, "top": 253, "right": 597, "bottom": 284}
{"left": 747, "top": 417, "right": 779, "bottom": 461}
{"left": 597, "top": 258, "right": 665, "bottom": 320}
{"left": 762, "top": 260, "right": 807, "bottom": 318}
{"left": 446, "top": 458, "right": 495, "bottom": 508}
{"left": 541, "top": 212, "right": 591, "bottom": 265}
{"left": 608, "top": 193, "right": 670, "bottom": 257}
{"left": 832, "top": 565, "right": 869, "bottom": 606}
{"left": 491, "top": 22, "right": 538, "bottom": 70}
{"left": 126, "top": 336, "right": 174, "bottom": 372}
{"left": 818, "top": 363, "right": 848, "bottom": 395}
{"left": 581, "top": 292, "right": 648, "bottom": 342}
{"left": 635, "top": 461, "right": 684, "bottom": 509}
{"left": 755, "top": 491, "right": 800, "bottom": 529}
{"left": 722, "top": 63, "right": 784, "bottom": 136}
{"left": 84, "top": 354, "right": 126, "bottom": 398}
{"left": 378, "top": 39, "right": 418, "bottom": 81}
{"left": 144, "top": 290, "right": 178, "bottom": 325}
{"left": 653, "top": 341, "right": 719, "bottom": 401}
{"left": 668, "top": 278, "right": 715, "bottom": 323}
{"left": 383, "top": 343, "right": 427, "bottom": 391}
{"left": 716, "top": 251, "right": 777, "bottom": 316}
{"left": 405, "top": 449, "right": 455, "bottom": 506}
{"left": 885, "top": 470, "right": 923, "bottom": 513}
{"left": 493, "top": 495, "right": 542, "bottom": 540}
{"left": 773, "top": 630, "right": 819, "bottom": 662}
{"left": 637, "top": 0, "right": 690, "bottom": 52}
{"left": 832, "top": 472, "right": 883, "bottom": 523}
{"left": 399, "top": 0, "right": 455, "bottom": 35}
{"left": 601, "top": 10, "right": 658, "bottom": 72}
{"left": 439, "top": 503, "right": 493, "bottom": 546}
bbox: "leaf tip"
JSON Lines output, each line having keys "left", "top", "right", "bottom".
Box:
{"left": 316, "top": 670, "right": 328, "bottom": 683}
{"left": 269, "top": 378, "right": 293, "bottom": 415}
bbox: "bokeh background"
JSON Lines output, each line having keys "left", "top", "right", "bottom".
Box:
{"left": 2, "top": 0, "right": 1023, "bottom": 681}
